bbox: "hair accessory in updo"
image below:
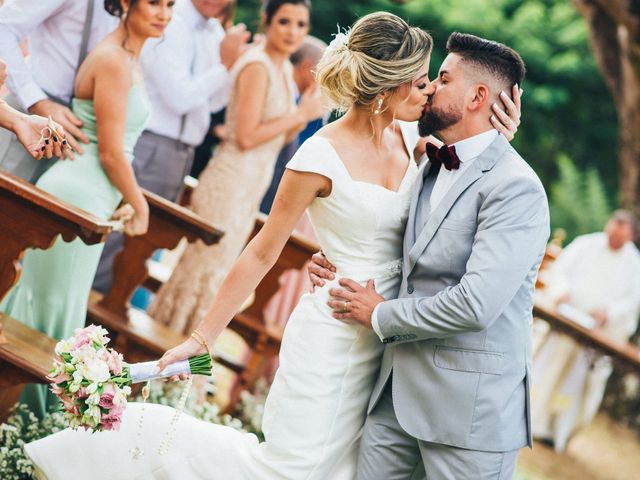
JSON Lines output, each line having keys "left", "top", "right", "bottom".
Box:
{"left": 315, "top": 12, "right": 433, "bottom": 113}
{"left": 326, "top": 27, "right": 350, "bottom": 54}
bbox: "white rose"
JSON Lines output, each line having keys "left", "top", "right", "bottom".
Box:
{"left": 82, "top": 359, "right": 111, "bottom": 383}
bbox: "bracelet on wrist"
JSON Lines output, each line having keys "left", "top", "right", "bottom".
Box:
{"left": 191, "top": 329, "right": 212, "bottom": 359}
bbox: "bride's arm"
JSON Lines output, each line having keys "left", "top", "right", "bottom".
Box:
{"left": 157, "top": 169, "right": 330, "bottom": 370}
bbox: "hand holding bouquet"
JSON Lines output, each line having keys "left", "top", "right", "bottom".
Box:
{"left": 48, "top": 325, "right": 212, "bottom": 432}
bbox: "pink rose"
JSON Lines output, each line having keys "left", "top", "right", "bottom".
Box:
{"left": 100, "top": 405, "right": 123, "bottom": 431}
{"left": 106, "top": 350, "right": 123, "bottom": 375}
{"left": 73, "top": 330, "right": 92, "bottom": 349}
{"left": 98, "top": 384, "right": 116, "bottom": 409}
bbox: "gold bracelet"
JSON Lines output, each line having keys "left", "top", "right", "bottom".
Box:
{"left": 191, "top": 329, "right": 212, "bottom": 358}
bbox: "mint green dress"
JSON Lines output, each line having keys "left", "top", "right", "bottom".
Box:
{"left": 0, "top": 85, "right": 149, "bottom": 417}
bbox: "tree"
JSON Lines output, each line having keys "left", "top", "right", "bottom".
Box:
{"left": 572, "top": 0, "right": 640, "bottom": 215}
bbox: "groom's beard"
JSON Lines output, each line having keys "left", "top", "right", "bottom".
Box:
{"left": 418, "top": 103, "right": 463, "bottom": 137}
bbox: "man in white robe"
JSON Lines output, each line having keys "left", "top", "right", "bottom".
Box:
{"left": 532, "top": 210, "right": 640, "bottom": 452}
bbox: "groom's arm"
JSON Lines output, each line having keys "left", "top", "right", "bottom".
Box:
{"left": 376, "top": 175, "right": 549, "bottom": 343}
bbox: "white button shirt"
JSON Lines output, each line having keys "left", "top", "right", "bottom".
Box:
{"left": 140, "top": 0, "right": 230, "bottom": 146}
{"left": 0, "top": 0, "right": 117, "bottom": 110}
{"left": 371, "top": 129, "right": 500, "bottom": 340}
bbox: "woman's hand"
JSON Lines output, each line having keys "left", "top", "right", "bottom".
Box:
{"left": 490, "top": 84, "right": 522, "bottom": 141}
{"left": 297, "top": 86, "right": 324, "bottom": 123}
{"left": 12, "top": 113, "right": 72, "bottom": 160}
{"left": 124, "top": 202, "right": 149, "bottom": 236}
{"left": 156, "top": 336, "right": 207, "bottom": 380}
{"left": 111, "top": 201, "right": 149, "bottom": 236}
{"left": 307, "top": 251, "right": 336, "bottom": 291}
{"left": 29, "top": 99, "right": 89, "bottom": 154}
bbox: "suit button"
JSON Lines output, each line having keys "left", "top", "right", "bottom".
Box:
{"left": 407, "top": 284, "right": 414, "bottom": 294}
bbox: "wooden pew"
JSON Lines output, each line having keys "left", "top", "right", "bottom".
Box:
{"left": 0, "top": 314, "right": 56, "bottom": 421}
{"left": 533, "top": 301, "right": 640, "bottom": 373}
{"left": 86, "top": 188, "right": 225, "bottom": 364}
{"left": 0, "top": 171, "right": 114, "bottom": 420}
{"left": 533, "top": 241, "right": 640, "bottom": 373}
{"left": 0, "top": 172, "right": 112, "bottom": 302}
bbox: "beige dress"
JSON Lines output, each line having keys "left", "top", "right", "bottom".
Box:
{"left": 149, "top": 47, "right": 295, "bottom": 333}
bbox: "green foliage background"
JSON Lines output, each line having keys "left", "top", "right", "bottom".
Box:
{"left": 236, "top": 0, "right": 618, "bottom": 241}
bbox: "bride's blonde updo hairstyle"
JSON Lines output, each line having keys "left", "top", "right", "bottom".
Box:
{"left": 316, "top": 12, "right": 433, "bottom": 112}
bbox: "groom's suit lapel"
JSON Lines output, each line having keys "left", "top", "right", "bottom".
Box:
{"left": 403, "top": 158, "right": 431, "bottom": 274}
{"left": 407, "top": 134, "right": 511, "bottom": 274}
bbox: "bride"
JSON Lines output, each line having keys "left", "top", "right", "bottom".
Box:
{"left": 25, "top": 11, "right": 520, "bottom": 480}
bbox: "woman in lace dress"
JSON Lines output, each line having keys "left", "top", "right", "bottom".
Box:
{"left": 148, "top": 0, "right": 324, "bottom": 333}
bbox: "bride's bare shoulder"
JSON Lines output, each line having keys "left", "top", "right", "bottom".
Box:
{"left": 312, "top": 121, "right": 343, "bottom": 143}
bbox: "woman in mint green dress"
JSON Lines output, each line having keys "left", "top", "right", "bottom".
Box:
{"left": 0, "top": 0, "right": 175, "bottom": 417}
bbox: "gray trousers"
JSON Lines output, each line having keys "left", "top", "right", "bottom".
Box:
{"left": 356, "top": 379, "right": 519, "bottom": 480}
{"left": 92, "top": 130, "right": 195, "bottom": 293}
{"left": 0, "top": 94, "right": 56, "bottom": 182}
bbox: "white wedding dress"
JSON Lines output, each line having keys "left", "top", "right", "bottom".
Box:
{"left": 25, "top": 122, "right": 419, "bottom": 480}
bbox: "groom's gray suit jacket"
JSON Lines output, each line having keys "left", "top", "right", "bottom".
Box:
{"left": 370, "top": 134, "right": 550, "bottom": 453}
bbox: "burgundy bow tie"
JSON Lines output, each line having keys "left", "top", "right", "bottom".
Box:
{"left": 426, "top": 142, "right": 461, "bottom": 171}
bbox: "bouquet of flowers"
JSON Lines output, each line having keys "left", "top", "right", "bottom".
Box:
{"left": 48, "top": 324, "right": 211, "bottom": 432}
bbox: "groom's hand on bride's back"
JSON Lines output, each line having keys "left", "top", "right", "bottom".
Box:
{"left": 307, "top": 251, "right": 336, "bottom": 292}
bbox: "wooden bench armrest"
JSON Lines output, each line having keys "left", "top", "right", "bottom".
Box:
{"left": 533, "top": 301, "right": 640, "bottom": 372}
{"left": 0, "top": 313, "right": 55, "bottom": 386}
{"left": 0, "top": 171, "right": 113, "bottom": 301}
{"left": 99, "top": 189, "right": 224, "bottom": 315}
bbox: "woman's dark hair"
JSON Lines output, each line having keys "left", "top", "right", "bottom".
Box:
{"left": 104, "top": 0, "right": 141, "bottom": 52}
{"left": 104, "top": 0, "right": 138, "bottom": 17}
{"left": 263, "top": 0, "right": 311, "bottom": 25}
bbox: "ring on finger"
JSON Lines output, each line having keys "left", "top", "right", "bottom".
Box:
{"left": 340, "top": 300, "right": 351, "bottom": 313}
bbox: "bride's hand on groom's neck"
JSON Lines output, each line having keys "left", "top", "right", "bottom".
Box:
{"left": 490, "top": 84, "right": 522, "bottom": 141}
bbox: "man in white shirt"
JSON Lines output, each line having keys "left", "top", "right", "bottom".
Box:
{"left": 92, "top": 0, "right": 248, "bottom": 294}
{"left": 532, "top": 210, "right": 640, "bottom": 452}
{"left": 0, "top": 0, "right": 118, "bottom": 180}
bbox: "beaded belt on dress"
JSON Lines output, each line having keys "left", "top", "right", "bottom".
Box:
{"left": 333, "top": 258, "right": 403, "bottom": 280}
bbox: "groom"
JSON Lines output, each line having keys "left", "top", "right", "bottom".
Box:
{"left": 314, "top": 32, "right": 550, "bottom": 479}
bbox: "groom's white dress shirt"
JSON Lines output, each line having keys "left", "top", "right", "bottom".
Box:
{"left": 0, "top": 0, "right": 117, "bottom": 110}
{"left": 371, "top": 128, "right": 500, "bottom": 340}
{"left": 140, "top": 0, "right": 230, "bottom": 146}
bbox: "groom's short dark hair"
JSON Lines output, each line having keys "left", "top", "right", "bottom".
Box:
{"left": 446, "top": 32, "right": 526, "bottom": 88}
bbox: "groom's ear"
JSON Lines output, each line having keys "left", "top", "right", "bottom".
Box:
{"left": 467, "top": 84, "right": 490, "bottom": 112}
